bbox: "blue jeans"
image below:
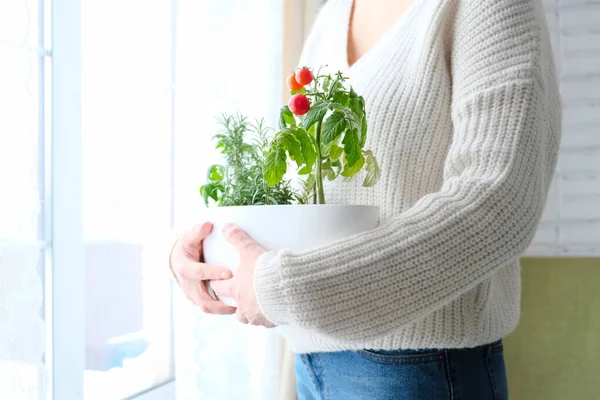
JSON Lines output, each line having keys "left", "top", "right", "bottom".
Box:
{"left": 296, "top": 340, "right": 508, "bottom": 400}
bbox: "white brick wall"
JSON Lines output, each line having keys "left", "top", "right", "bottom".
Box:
{"left": 526, "top": 0, "right": 600, "bottom": 256}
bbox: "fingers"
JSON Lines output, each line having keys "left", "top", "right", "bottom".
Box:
{"left": 181, "top": 222, "right": 214, "bottom": 255}
{"left": 178, "top": 261, "right": 232, "bottom": 281}
{"left": 181, "top": 280, "right": 204, "bottom": 305}
{"left": 181, "top": 280, "right": 236, "bottom": 315}
{"left": 235, "top": 311, "right": 249, "bottom": 324}
{"left": 235, "top": 310, "right": 275, "bottom": 328}
{"left": 200, "top": 300, "right": 237, "bottom": 315}
{"left": 222, "top": 223, "right": 262, "bottom": 255}
{"left": 210, "top": 279, "right": 235, "bottom": 298}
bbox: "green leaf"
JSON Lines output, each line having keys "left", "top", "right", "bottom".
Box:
{"left": 322, "top": 111, "right": 347, "bottom": 144}
{"left": 301, "top": 174, "right": 315, "bottom": 193}
{"left": 360, "top": 114, "right": 368, "bottom": 148}
{"left": 278, "top": 130, "right": 303, "bottom": 167}
{"left": 333, "top": 91, "right": 350, "bottom": 106}
{"left": 302, "top": 101, "right": 329, "bottom": 130}
{"left": 279, "top": 114, "right": 286, "bottom": 130}
{"left": 349, "top": 97, "right": 363, "bottom": 121}
{"left": 342, "top": 128, "right": 362, "bottom": 167}
{"left": 210, "top": 184, "right": 224, "bottom": 201}
{"left": 199, "top": 183, "right": 222, "bottom": 206}
{"left": 363, "top": 150, "right": 381, "bottom": 187}
{"left": 331, "top": 159, "right": 342, "bottom": 171}
{"left": 321, "top": 160, "right": 336, "bottom": 181}
{"left": 291, "top": 87, "right": 307, "bottom": 95}
{"left": 323, "top": 76, "right": 331, "bottom": 92}
{"left": 207, "top": 164, "right": 224, "bottom": 182}
{"left": 345, "top": 95, "right": 367, "bottom": 147}
{"left": 200, "top": 185, "right": 209, "bottom": 206}
{"left": 330, "top": 144, "right": 343, "bottom": 160}
{"left": 349, "top": 86, "right": 358, "bottom": 99}
{"left": 320, "top": 141, "right": 332, "bottom": 157}
{"left": 280, "top": 106, "right": 296, "bottom": 128}
{"left": 298, "top": 165, "right": 312, "bottom": 175}
{"left": 264, "top": 147, "right": 287, "bottom": 186}
{"left": 330, "top": 80, "right": 342, "bottom": 93}
{"left": 341, "top": 154, "right": 365, "bottom": 178}
{"left": 296, "top": 129, "right": 317, "bottom": 170}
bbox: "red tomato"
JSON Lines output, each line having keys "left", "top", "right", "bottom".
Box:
{"left": 295, "top": 68, "right": 313, "bottom": 86}
{"left": 286, "top": 73, "right": 304, "bottom": 91}
{"left": 288, "top": 94, "right": 310, "bottom": 116}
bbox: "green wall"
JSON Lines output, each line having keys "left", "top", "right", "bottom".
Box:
{"left": 504, "top": 258, "right": 600, "bottom": 399}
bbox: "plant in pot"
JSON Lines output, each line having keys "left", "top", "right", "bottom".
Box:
{"left": 200, "top": 67, "right": 381, "bottom": 306}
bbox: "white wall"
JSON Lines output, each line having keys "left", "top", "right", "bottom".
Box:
{"left": 526, "top": 0, "right": 600, "bottom": 257}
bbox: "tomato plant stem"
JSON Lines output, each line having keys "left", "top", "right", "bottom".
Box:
{"left": 315, "top": 120, "right": 326, "bottom": 204}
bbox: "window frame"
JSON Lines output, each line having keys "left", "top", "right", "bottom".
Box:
{"left": 47, "top": 0, "right": 86, "bottom": 397}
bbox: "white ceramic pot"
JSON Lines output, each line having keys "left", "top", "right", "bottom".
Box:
{"left": 173, "top": 204, "right": 379, "bottom": 398}
{"left": 202, "top": 204, "right": 380, "bottom": 305}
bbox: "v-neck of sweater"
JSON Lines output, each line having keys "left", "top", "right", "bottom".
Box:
{"left": 337, "top": 0, "right": 425, "bottom": 72}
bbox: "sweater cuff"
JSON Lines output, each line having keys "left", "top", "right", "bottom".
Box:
{"left": 254, "top": 250, "right": 290, "bottom": 326}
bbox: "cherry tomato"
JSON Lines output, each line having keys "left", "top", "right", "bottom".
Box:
{"left": 288, "top": 94, "right": 310, "bottom": 116}
{"left": 286, "top": 73, "right": 304, "bottom": 91}
{"left": 295, "top": 68, "right": 313, "bottom": 86}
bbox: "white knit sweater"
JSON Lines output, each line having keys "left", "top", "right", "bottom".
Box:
{"left": 254, "top": 0, "right": 561, "bottom": 353}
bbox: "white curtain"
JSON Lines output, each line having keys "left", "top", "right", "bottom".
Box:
{"left": 171, "top": 1, "right": 289, "bottom": 399}
{"left": 0, "top": 1, "right": 48, "bottom": 398}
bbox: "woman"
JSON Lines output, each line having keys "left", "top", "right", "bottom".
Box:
{"left": 170, "top": 0, "right": 560, "bottom": 398}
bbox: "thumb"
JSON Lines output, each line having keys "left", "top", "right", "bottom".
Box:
{"left": 222, "top": 223, "right": 261, "bottom": 254}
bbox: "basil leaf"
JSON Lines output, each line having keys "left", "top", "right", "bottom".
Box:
{"left": 200, "top": 185, "right": 209, "bottom": 206}
{"left": 209, "top": 184, "right": 222, "bottom": 201}
{"left": 322, "top": 111, "right": 347, "bottom": 144}
{"left": 200, "top": 183, "right": 222, "bottom": 206}
{"left": 207, "top": 164, "right": 224, "bottom": 182}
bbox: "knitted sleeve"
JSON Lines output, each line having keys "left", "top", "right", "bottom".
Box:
{"left": 254, "top": 0, "right": 560, "bottom": 341}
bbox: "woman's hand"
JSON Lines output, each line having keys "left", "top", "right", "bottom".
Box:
{"left": 170, "top": 222, "right": 237, "bottom": 315}
{"left": 210, "top": 224, "right": 275, "bottom": 328}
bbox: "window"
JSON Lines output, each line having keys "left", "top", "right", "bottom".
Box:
{"left": 171, "top": 1, "right": 285, "bottom": 397}
{"left": 1, "top": 0, "right": 176, "bottom": 398}
{"left": 0, "top": 0, "right": 48, "bottom": 397}
{"left": 80, "top": 0, "right": 175, "bottom": 398}
{"left": 1, "top": 1, "right": 311, "bottom": 399}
